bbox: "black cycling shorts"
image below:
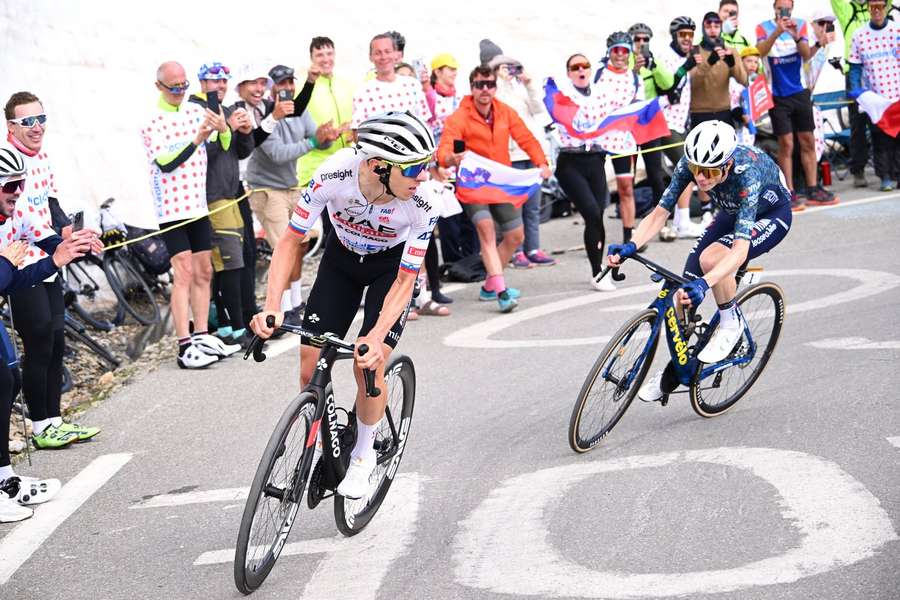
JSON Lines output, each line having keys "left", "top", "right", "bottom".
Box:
{"left": 769, "top": 89, "right": 815, "bottom": 137}
{"left": 611, "top": 154, "right": 634, "bottom": 178}
{"left": 159, "top": 216, "right": 212, "bottom": 256}
{"left": 301, "top": 233, "right": 410, "bottom": 349}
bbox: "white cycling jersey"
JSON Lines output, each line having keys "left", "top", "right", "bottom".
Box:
{"left": 288, "top": 148, "right": 438, "bottom": 274}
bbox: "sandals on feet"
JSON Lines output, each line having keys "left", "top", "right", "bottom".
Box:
{"left": 418, "top": 300, "right": 451, "bottom": 316}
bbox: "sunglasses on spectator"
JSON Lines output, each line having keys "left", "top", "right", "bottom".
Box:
{"left": 568, "top": 63, "right": 592, "bottom": 72}
{"left": 687, "top": 162, "right": 727, "bottom": 179}
{"left": 471, "top": 80, "right": 497, "bottom": 90}
{"left": 8, "top": 114, "right": 47, "bottom": 128}
{"left": 386, "top": 157, "right": 431, "bottom": 178}
{"left": 158, "top": 80, "right": 190, "bottom": 94}
{"left": 1, "top": 179, "right": 26, "bottom": 193}
{"left": 633, "top": 36, "right": 651, "bottom": 43}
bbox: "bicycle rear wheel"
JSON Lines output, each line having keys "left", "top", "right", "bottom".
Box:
{"left": 103, "top": 252, "right": 161, "bottom": 325}
{"left": 690, "top": 282, "right": 785, "bottom": 417}
{"left": 64, "top": 255, "right": 117, "bottom": 330}
{"left": 334, "top": 355, "right": 415, "bottom": 536}
{"left": 568, "top": 309, "right": 659, "bottom": 453}
{"left": 234, "top": 393, "right": 318, "bottom": 594}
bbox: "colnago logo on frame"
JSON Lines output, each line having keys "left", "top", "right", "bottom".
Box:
{"left": 326, "top": 393, "right": 340, "bottom": 458}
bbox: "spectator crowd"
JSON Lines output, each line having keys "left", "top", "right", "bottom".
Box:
{"left": 2, "top": 0, "right": 899, "bottom": 521}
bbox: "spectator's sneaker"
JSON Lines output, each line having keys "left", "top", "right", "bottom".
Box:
{"left": 177, "top": 343, "right": 219, "bottom": 369}
{"left": 0, "top": 491, "right": 32, "bottom": 523}
{"left": 853, "top": 172, "right": 868, "bottom": 188}
{"left": 430, "top": 290, "right": 454, "bottom": 304}
{"left": 658, "top": 225, "right": 677, "bottom": 242}
{"left": 527, "top": 249, "right": 557, "bottom": 266}
{"left": 510, "top": 251, "right": 533, "bottom": 269}
{"left": 336, "top": 456, "right": 376, "bottom": 500}
{"left": 675, "top": 220, "right": 706, "bottom": 238}
{"left": 880, "top": 178, "right": 896, "bottom": 192}
{"left": 497, "top": 290, "right": 519, "bottom": 313}
{"left": 479, "top": 287, "right": 521, "bottom": 302}
{"left": 1, "top": 476, "right": 61, "bottom": 505}
{"left": 790, "top": 191, "right": 806, "bottom": 212}
{"left": 191, "top": 333, "right": 240, "bottom": 358}
{"left": 32, "top": 425, "right": 78, "bottom": 449}
{"left": 56, "top": 421, "right": 100, "bottom": 442}
{"left": 698, "top": 321, "right": 745, "bottom": 364}
{"left": 590, "top": 271, "right": 617, "bottom": 292}
{"left": 806, "top": 186, "right": 838, "bottom": 206}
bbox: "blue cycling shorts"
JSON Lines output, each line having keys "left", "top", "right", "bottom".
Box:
{"left": 683, "top": 201, "right": 792, "bottom": 280}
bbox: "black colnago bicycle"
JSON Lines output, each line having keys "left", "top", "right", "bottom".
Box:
{"left": 233, "top": 316, "right": 416, "bottom": 594}
{"left": 568, "top": 253, "right": 785, "bottom": 453}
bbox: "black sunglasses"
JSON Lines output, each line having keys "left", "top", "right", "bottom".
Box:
{"left": 471, "top": 80, "right": 497, "bottom": 90}
{"left": 1, "top": 179, "right": 26, "bottom": 194}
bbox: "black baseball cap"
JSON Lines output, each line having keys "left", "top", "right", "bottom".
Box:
{"left": 268, "top": 65, "right": 295, "bottom": 83}
{"left": 703, "top": 11, "right": 722, "bottom": 23}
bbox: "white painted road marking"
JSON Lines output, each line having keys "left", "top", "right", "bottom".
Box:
{"left": 444, "top": 269, "right": 900, "bottom": 349}
{"left": 806, "top": 337, "right": 900, "bottom": 351}
{"left": 888, "top": 437, "right": 900, "bottom": 450}
{"left": 130, "top": 487, "right": 249, "bottom": 509}
{"left": 197, "top": 473, "right": 422, "bottom": 600}
{"left": 0, "top": 453, "right": 133, "bottom": 585}
{"left": 453, "top": 447, "right": 897, "bottom": 598}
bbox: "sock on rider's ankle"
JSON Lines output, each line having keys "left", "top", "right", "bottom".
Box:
{"left": 718, "top": 299, "right": 740, "bottom": 328}
{"left": 351, "top": 419, "right": 380, "bottom": 463}
{"left": 485, "top": 274, "right": 505, "bottom": 293}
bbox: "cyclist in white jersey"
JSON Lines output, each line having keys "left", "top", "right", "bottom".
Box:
{"left": 251, "top": 111, "right": 437, "bottom": 499}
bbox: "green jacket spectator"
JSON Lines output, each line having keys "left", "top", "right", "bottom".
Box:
{"left": 831, "top": 0, "right": 894, "bottom": 70}
{"left": 628, "top": 53, "right": 675, "bottom": 99}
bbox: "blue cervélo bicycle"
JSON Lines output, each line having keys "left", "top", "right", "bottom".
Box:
{"left": 568, "top": 253, "right": 785, "bottom": 453}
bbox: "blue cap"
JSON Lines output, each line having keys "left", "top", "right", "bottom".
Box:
{"left": 198, "top": 62, "right": 231, "bottom": 80}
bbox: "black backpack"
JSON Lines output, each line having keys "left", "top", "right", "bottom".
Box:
{"left": 127, "top": 226, "right": 171, "bottom": 275}
{"left": 441, "top": 254, "right": 487, "bottom": 283}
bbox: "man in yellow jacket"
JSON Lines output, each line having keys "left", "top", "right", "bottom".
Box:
{"left": 296, "top": 36, "right": 355, "bottom": 187}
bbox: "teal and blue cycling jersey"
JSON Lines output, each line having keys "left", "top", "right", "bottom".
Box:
{"left": 659, "top": 145, "right": 791, "bottom": 242}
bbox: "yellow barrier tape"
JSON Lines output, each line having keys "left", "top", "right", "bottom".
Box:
{"left": 609, "top": 140, "right": 685, "bottom": 161}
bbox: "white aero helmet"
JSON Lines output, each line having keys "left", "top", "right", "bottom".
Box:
{"left": 0, "top": 144, "right": 26, "bottom": 183}
{"left": 356, "top": 111, "right": 436, "bottom": 164}
{"left": 684, "top": 120, "right": 738, "bottom": 167}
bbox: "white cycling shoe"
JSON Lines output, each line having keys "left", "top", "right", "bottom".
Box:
{"left": 638, "top": 370, "right": 666, "bottom": 402}
{"left": 698, "top": 322, "right": 744, "bottom": 364}
{"left": 177, "top": 343, "right": 219, "bottom": 369}
{"left": 191, "top": 334, "right": 240, "bottom": 359}
{"left": 0, "top": 491, "right": 32, "bottom": 523}
{"left": 675, "top": 220, "right": 707, "bottom": 238}
{"left": 337, "top": 456, "right": 376, "bottom": 500}
{"left": 1, "top": 476, "right": 61, "bottom": 505}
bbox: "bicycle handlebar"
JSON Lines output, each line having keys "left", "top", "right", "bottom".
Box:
{"left": 601, "top": 253, "right": 690, "bottom": 287}
{"left": 244, "top": 315, "right": 381, "bottom": 397}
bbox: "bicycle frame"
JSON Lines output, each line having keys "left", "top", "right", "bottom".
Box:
{"left": 601, "top": 254, "right": 759, "bottom": 392}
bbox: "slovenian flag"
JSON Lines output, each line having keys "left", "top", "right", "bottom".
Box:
{"left": 543, "top": 77, "right": 670, "bottom": 144}
{"left": 857, "top": 91, "right": 900, "bottom": 138}
{"left": 455, "top": 152, "right": 541, "bottom": 207}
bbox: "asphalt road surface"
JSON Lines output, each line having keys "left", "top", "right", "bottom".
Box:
{"left": 2, "top": 184, "right": 899, "bottom": 600}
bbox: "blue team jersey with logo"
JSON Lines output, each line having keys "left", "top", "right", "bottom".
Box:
{"left": 659, "top": 145, "right": 790, "bottom": 241}
{"left": 756, "top": 19, "right": 810, "bottom": 97}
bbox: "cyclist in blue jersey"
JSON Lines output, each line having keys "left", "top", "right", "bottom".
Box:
{"left": 608, "top": 120, "right": 792, "bottom": 402}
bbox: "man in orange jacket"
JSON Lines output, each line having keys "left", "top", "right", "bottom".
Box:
{"left": 437, "top": 65, "right": 552, "bottom": 313}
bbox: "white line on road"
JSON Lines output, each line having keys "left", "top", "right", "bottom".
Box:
{"left": 795, "top": 190, "right": 900, "bottom": 215}
{"left": 454, "top": 447, "right": 897, "bottom": 598}
{"left": 444, "top": 269, "right": 900, "bottom": 349}
{"left": 0, "top": 453, "right": 133, "bottom": 585}
{"left": 196, "top": 473, "right": 423, "bottom": 600}
{"left": 888, "top": 437, "right": 900, "bottom": 450}
{"left": 806, "top": 337, "right": 900, "bottom": 351}
{"left": 130, "top": 487, "right": 249, "bottom": 509}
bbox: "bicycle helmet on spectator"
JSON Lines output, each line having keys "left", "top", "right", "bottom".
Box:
{"left": 607, "top": 31, "right": 634, "bottom": 52}
{"left": 0, "top": 144, "right": 26, "bottom": 183}
{"left": 684, "top": 121, "right": 738, "bottom": 167}
{"left": 356, "top": 111, "right": 435, "bottom": 164}
{"left": 628, "top": 23, "right": 653, "bottom": 39}
{"left": 669, "top": 16, "right": 696, "bottom": 36}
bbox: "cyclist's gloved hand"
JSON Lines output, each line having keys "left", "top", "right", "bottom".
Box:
{"left": 680, "top": 278, "right": 710, "bottom": 306}
{"left": 607, "top": 241, "right": 637, "bottom": 260}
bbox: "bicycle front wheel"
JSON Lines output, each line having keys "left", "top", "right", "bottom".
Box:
{"left": 690, "top": 282, "right": 785, "bottom": 417}
{"left": 334, "top": 355, "right": 416, "bottom": 536}
{"left": 103, "top": 252, "right": 161, "bottom": 325}
{"left": 234, "top": 393, "right": 317, "bottom": 594}
{"left": 568, "top": 309, "right": 659, "bottom": 453}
